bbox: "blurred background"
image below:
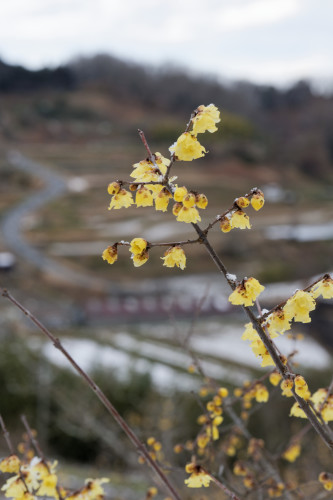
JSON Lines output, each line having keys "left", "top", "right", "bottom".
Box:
{"left": 0, "top": 1, "right": 332, "bottom": 498}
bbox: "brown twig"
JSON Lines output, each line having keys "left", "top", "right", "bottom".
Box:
{"left": 0, "top": 288, "right": 181, "bottom": 500}
{"left": 137, "top": 121, "right": 333, "bottom": 453}
{"left": 205, "top": 470, "right": 241, "bottom": 500}
{"left": 187, "top": 225, "right": 333, "bottom": 452}
{"left": 0, "top": 414, "right": 15, "bottom": 455}
{"left": 201, "top": 187, "right": 261, "bottom": 235}
{"left": 20, "top": 415, "right": 64, "bottom": 500}
{"left": 259, "top": 273, "right": 331, "bottom": 322}
{"left": 138, "top": 129, "right": 158, "bottom": 169}
{"left": 0, "top": 414, "right": 29, "bottom": 492}
{"left": 115, "top": 238, "right": 199, "bottom": 249}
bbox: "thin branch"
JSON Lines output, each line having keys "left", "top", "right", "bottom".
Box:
{"left": 21, "top": 415, "right": 64, "bottom": 500}
{"left": 187, "top": 225, "right": 333, "bottom": 452}
{"left": 1, "top": 288, "right": 181, "bottom": 500}
{"left": 115, "top": 238, "right": 199, "bottom": 249}
{"left": 201, "top": 187, "right": 261, "bottom": 235}
{"left": 259, "top": 273, "right": 331, "bottom": 322}
{"left": 0, "top": 414, "right": 15, "bottom": 455}
{"left": 138, "top": 129, "right": 158, "bottom": 169}
{"left": 0, "top": 415, "right": 29, "bottom": 492}
{"left": 205, "top": 470, "right": 241, "bottom": 500}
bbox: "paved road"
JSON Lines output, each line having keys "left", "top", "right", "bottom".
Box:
{"left": 2, "top": 151, "right": 114, "bottom": 292}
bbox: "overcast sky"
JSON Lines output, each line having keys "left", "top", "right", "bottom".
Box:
{"left": 0, "top": 0, "right": 332, "bottom": 88}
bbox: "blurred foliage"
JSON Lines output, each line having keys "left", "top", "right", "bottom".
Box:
{"left": 0, "top": 324, "right": 331, "bottom": 477}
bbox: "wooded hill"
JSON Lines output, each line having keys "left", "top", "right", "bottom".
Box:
{"left": 1, "top": 54, "right": 333, "bottom": 181}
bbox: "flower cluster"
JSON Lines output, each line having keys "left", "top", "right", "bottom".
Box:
{"left": 290, "top": 387, "right": 333, "bottom": 422}
{"left": 170, "top": 104, "right": 220, "bottom": 161}
{"left": 220, "top": 189, "right": 265, "bottom": 233}
{"left": 318, "top": 472, "right": 333, "bottom": 491}
{"left": 239, "top": 275, "right": 333, "bottom": 371}
{"left": 262, "top": 275, "right": 333, "bottom": 336}
{"left": 172, "top": 186, "right": 208, "bottom": 223}
{"left": 145, "top": 437, "right": 163, "bottom": 462}
{"left": 0, "top": 454, "right": 109, "bottom": 500}
{"left": 184, "top": 463, "right": 212, "bottom": 488}
{"left": 102, "top": 104, "right": 223, "bottom": 269}
{"left": 195, "top": 387, "right": 228, "bottom": 451}
{"left": 229, "top": 277, "right": 265, "bottom": 307}
{"left": 241, "top": 322, "right": 276, "bottom": 367}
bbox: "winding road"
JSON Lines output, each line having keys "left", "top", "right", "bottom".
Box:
{"left": 2, "top": 151, "right": 114, "bottom": 292}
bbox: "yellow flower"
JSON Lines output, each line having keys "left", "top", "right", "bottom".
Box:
{"left": 255, "top": 383, "right": 269, "bottom": 402}
{"left": 161, "top": 246, "right": 186, "bottom": 270}
{"left": 1, "top": 475, "right": 26, "bottom": 498}
{"left": 197, "top": 433, "right": 210, "bottom": 449}
{"left": 149, "top": 183, "right": 164, "bottom": 198}
{"left": 131, "top": 160, "right": 157, "bottom": 182}
{"left": 207, "top": 415, "right": 223, "bottom": 441}
{"left": 233, "top": 461, "right": 249, "bottom": 476}
{"left": 192, "top": 104, "right": 220, "bottom": 135}
{"left": 195, "top": 193, "right": 208, "bottom": 209}
{"left": 172, "top": 202, "right": 182, "bottom": 216}
{"left": 242, "top": 322, "right": 259, "bottom": 341}
{"left": 290, "top": 402, "right": 307, "bottom": 419}
{"left": 311, "top": 276, "right": 333, "bottom": 299}
{"left": 218, "top": 387, "right": 229, "bottom": 398}
{"left": 265, "top": 309, "right": 291, "bottom": 336}
{"left": 108, "top": 189, "right": 134, "bottom": 209}
{"left": 176, "top": 206, "right": 201, "bottom": 223}
{"left": 37, "top": 474, "right": 58, "bottom": 498}
{"left": 267, "top": 482, "right": 285, "bottom": 498}
{"left": 66, "top": 478, "right": 109, "bottom": 500}
{"left": 281, "top": 378, "right": 294, "bottom": 397}
{"left": 282, "top": 442, "right": 301, "bottom": 462}
{"left": 184, "top": 463, "right": 212, "bottom": 488}
{"left": 154, "top": 152, "right": 170, "bottom": 175}
{"left": 155, "top": 188, "right": 171, "bottom": 212}
{"left": 228, "top": 277, "right": 265, "bottom": 307}
{"left": 248, "top": 338, "right": 274, "bottom": 367}
{"left": 251, "top": 190, "right": 265, "bottom": 211}
{"left": 136, "top": 186, "right": 154, "bottom": 207}
{"left": 182, "top": 192, "right": 196, "bottom": 208}
{"left": 220, "top": 216, "right": 232, "bottom": 232}
{"left": 129, "top": 238, "right": 147, "bottom": 255}
{"left": 102, "top": 245, "right": 118, "bottom": 265}
{"left": 146, "top": 486, "right": 158, "bottom": 498}
{"left": 319, "top": 472, "right": 333, "bottom": 491}
{"left": 269, "top": 371, "right": 282, "bottom": 386}
{"left": 243, "top": 475, "right": 255, "bottom": 490}
{"left": 283, "top": 290, "right": 316, "bottom": 323}
{"left": 107, "top": 181, "right": 121, "bottom": 195}
{"left": 169, "top": 132, "right": 206, "bottom": 161}
{"left": 294, "top": 375, "right": 311, "bottom": 400}
{"left": 230, "top": 210, "right": 251, "bottom": 229}
{"left": 0, "top": 455, "right": 20, "bottom": 473}
{"left": 173, "top": 444, "right": 183, "bottom": 454}
{"left": 132, "top": 251, "right": 149, "bottom": 267}
{"left": 173, "top": 186, "right": 188, "bottom": 202}
{"left": 236, "top": 196, "right": 250, "bottom": 208}
{"left": 311, "top": 389, "right": 333, "bottom": 422}
{"left": 311, "top": 388, "right": 327, "bottom": 406}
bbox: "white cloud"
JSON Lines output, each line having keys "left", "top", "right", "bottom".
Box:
{"left": 0, "top": 0, "right": 332, "bottom": 86}
{"left": 219, "top": 54, "right": 333, "bottom": 84}
{"left": 217, "top": 0, "right": 300, "bottom": 31}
